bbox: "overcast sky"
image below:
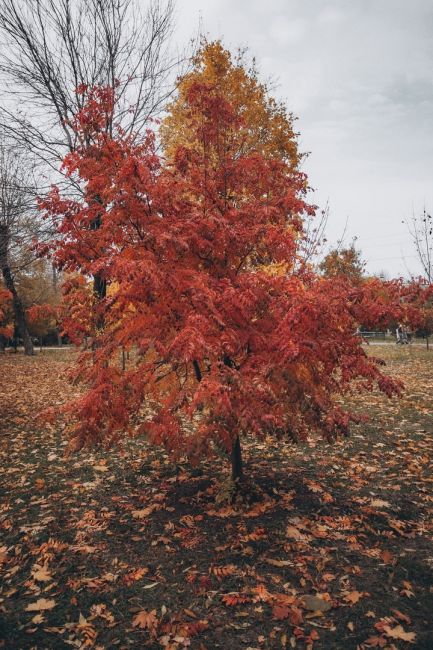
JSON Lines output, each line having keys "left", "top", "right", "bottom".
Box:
{"left": 176, "top": 0, "right": 433, "bottom": 278}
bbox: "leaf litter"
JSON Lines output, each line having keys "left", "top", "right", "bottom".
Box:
{"left": 0, "top": 346, "right": 432, "bottom": 648}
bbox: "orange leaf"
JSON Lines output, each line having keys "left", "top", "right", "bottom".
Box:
{"left": 251, "top": 584, "right": 272, "bottom": 602}
{"left": 132, "top": 609, "right": 158, "bottom": 631}
{"left": 222, "top": 593, "right": 250, "bottom": 606}
{"left": 344, "top": 590, "right": 367, "bottom": 605}
{"left": 380, "top": 550, "right": 395, "bottom": 565}
{"left": 25, "top": 598, "right": 56, "bottom": 612}
{"left": 383, "top": 624, "right": 416, "bottom": 643}
{"left": 212, "top": 564, "right": 237, "bottom": 578}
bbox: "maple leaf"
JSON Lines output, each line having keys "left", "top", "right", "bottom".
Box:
{"left": 89, "top": 604, "right": 115, "bottom": 624}
{"left": 123, "top": 567, "right": 149, "bottom": 584}
{"left": 25, "top": 598, "right": 56, "bottom": 611}
{"left": 285, "top": 525, "right": 309, "bottom": 542}
{"left": 132, "top": 609, "right": 158, "bottom": 632}
{"left": 31, "top": 614, "right": 45, "bottom": 625}
{"left": 344, "top": 590, "right": 368, "bottom": 605}
{"left": 31, "top": 563, "right": 52, "bottom": 582}
{"left": 383, "top": 624, "right": 416, "bottom": 643}
{"left": 380, "top": 550, "right": 395, "bottom": 565}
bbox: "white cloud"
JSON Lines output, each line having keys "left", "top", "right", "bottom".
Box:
{"left": 175, "top": 0, "right": 433, "bottom": 277}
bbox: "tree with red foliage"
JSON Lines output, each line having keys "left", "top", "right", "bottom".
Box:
{"left": 26, "top": 303, "right": 58, "bottom": 342}
{"left": 40, "top": 83, "right": 403, "bottom": 482}
{"left": 395, "top": 278, "right": 433, "bottom": 348}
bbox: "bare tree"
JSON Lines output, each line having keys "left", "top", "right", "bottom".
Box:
{"left": 0, "top": 141, "right": 37, "bottom": 355}
{"left": 0, "top": 0, "right": 180, "bottom": 173}
{"left": 406, "top": 207, "right": 432, "bottom": 283}
{"left": 0, "top": 0, "right": 184, "bottom": 306}
{"left": 300, "top": 202, "right": 329, "bottom": 268}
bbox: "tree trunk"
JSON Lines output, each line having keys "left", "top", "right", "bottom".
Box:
{"left": 91, "top": 208, "right": 107, "bottom": 337}
{"left": 427, "top": 336, "right": 429, "bottom": 350}
{"left": 0, "top": 225, "right": 33, "bottom": 355}
{"left": 231, "top": 435, "right": 243, "bottom": 482}
{"left": 0, "top": 264, "right": 33, "bottom": 356}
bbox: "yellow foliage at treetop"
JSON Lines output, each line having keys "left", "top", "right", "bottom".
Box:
{"left": 161, "top": 40, "right": 301, "bottom": 170}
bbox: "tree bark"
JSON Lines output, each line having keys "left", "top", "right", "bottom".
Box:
{"left": 91, "top": 205, "right": 107, "bottom": 334}
{"left": 192, "top": 356, "right": 243, "bottom": 481}
{"left": 0, "top": 227, "right": 33, "bottom": 356}
{"left": 231, "top": 435, "right": 243, "bottom": 482}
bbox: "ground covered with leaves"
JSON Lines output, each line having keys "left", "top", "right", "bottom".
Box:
{"left": 1, "top": 346, "right": 432, "bottom": 649}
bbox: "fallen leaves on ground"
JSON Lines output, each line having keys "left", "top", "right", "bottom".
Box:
{"left": 1, "top": 346, "right": 432, "bottom": 648}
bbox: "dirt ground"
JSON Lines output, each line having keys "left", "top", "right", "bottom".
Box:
{"left": 0, "top": 345, "right": 432, "bottom": 649}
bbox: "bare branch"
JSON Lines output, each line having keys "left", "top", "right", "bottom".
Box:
{"left": 0, "top": 0, "right": 186, "bottom": 172}
{"left": 405, "top": 206, "right": 433, "bottom": 282}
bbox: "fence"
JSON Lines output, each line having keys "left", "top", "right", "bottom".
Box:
{"left": 359, "top": 331, "right": 387, "bottom": 340}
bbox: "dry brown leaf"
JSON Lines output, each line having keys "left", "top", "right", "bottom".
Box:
{"left": 381, "top": 550, "right": 395, "bottom": 565}
{"left": 132, "top": 504, "right": 160, "bottom": 519}
{"left": 25, "top": 598, "right": 56, "bottom": 612}
{"left": 251, "top": 584, "right": 272, "bottom": 602}
{"left": 123, "top": 567, "right": 149, "bottom": 584}
{"left": 370, "top": 499, "right": 391, "bottom": 508}
{"left": 383, "top": 624, "right": 416, "bottom": 643}
{"left": 212, "top": 564, "right": 237, "bottom": 578}
{"left": 344, "top": 590, "right": 366, "bottom": 605}
{"left": 183, "top": 608, "right": 197, "bottom": 618}
{"left": 285, "top": 525, "right": 308, "bottom": 541}
{"left": 31, "top": 614, "right": 45, "bottom": 625}
{"left": 31, "top": 563, "right": 52, "bottom": 583}
{"left": 132, "top": 609, "right": 158, "bottom": 631}
{"left": 265, "top": 558, "right": 291, "bottom": 567}
{"left": 221, "top": 593, "right": 251, "bottom": 607}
